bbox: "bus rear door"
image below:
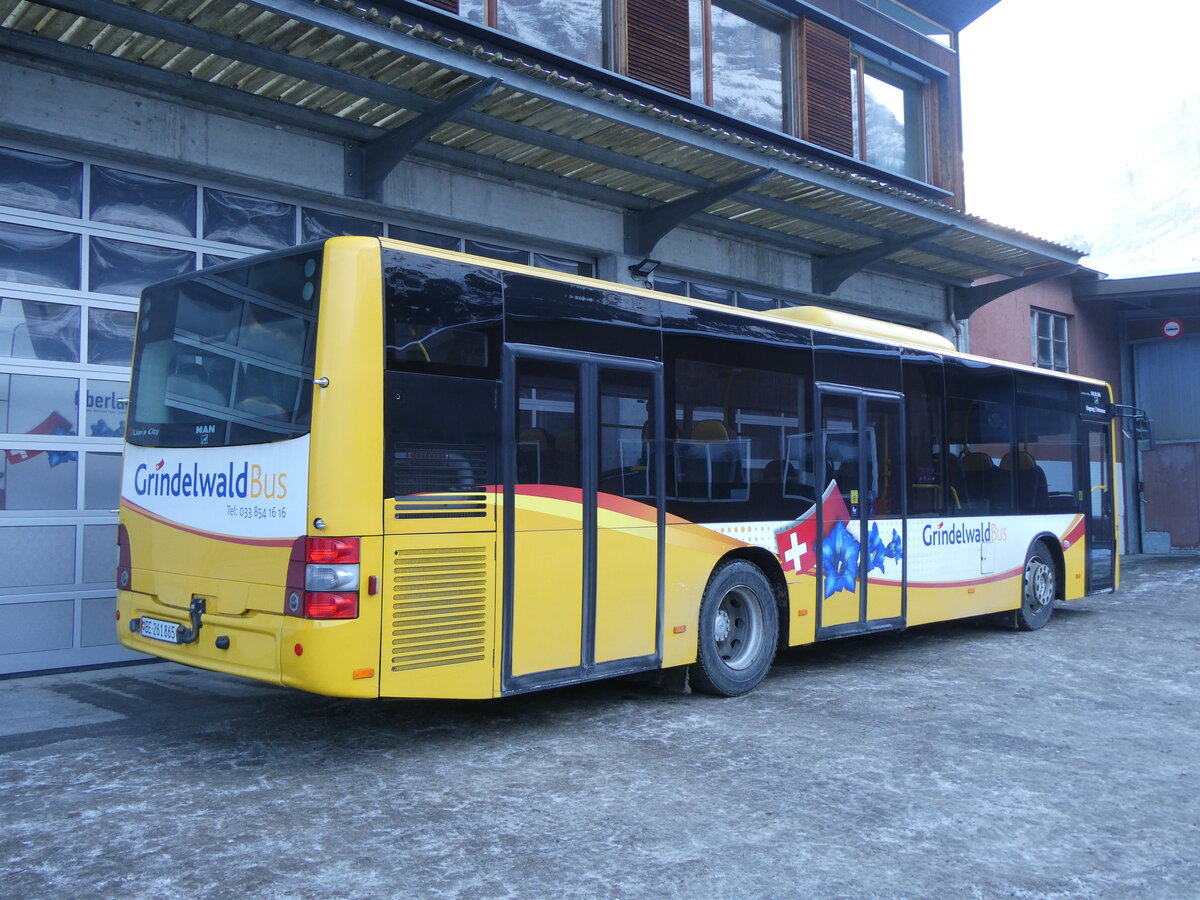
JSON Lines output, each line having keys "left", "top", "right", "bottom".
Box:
{"left": 503, "top": 346, "right": 664, "bottom": 693}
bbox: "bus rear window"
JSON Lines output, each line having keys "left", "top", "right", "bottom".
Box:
{"left": 126, "top": 249, "right": 319, "bottom": 448}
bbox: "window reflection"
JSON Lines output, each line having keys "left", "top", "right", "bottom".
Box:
{"left": 0, "top": 222, "right": 80, "bottom": 289}
{"left": 691, "top": 0, "right": 786, "bottom": 132}
{"left": 91, "top": 167, "right": 197, "bottom": 237}
{"left": 0, "top": 297, "right": 80, "bottom": 363}
{"left": 492, "top": 0, "right": 606, "bottom": 66}
{"left": 301, "top": 208, "right": 383, "bottom": 242}
{"left": 203, "top": 188, "right": 295, "bottom": 250}
{"left": 87, "top": 308, "right": 137, "bottom": 367}
{"left": 0, "top": 146, "right": 81, "bottom": 217}
{"left": 88, "top": 237, "right": 194, "bottom": 297}
{"left": 0, "top": 373, "right": 78, "bottom": 436}
{"left": 852, "top": 55, "right": 927, "bottom": 180}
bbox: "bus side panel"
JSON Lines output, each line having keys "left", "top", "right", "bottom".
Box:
{"left": 1064, "top": 531, "right": 1087, "bottom": 600}
{"left": 786, "top": 574, "right": 818, "bottom": 646}
{"left": 661, "top": 523, "right": 744, "bottom": 668}
{"left": 905, "top": 579, "right": 1018, "bottom": 627}
{"left": 905, "top": 514, "right": 1081, "bottom": 626}
{"left": 378, "top": 529, "right": 498, "bottom": 700}
{"left": 594, "top": 525, "right": 658, "bottom": 663}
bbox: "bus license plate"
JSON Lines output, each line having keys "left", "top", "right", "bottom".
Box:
{"left": 139, "top": 616, "right": 182, "bottom": 644}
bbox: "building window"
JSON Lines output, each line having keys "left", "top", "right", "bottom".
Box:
{"left": 1032, "top": 310, "right": 1069, "bottom": 372}
{"left": 851, "top": 53, "right": 927, "bottom": 180}
{"left": 460, "top": 0, "right": 611, "bottom": 67}
{"left": 652, "top": 275, "right": 782, "bottom": 310}
{"left": 689, "top": 0, "right": 788, "bottom": 132}
{"left": 859, "top": 0, "right": 953, "bottom": 48}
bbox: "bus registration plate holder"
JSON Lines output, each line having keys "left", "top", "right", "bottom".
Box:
{"left": 139, "top": 616, "right": 182, "bottom": 644}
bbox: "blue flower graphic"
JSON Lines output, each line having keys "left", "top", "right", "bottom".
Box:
{"left": 89, "top": 418, "right": 122, "bottom": 438}
{"left": 885, "top": 528, "right": 904, "bottom": 562}
{"left": 822, "top": 520, "right": 860, "bottom": 598}
{"left": 47, "top": 425, "right": 77, "bottom": 467}
{"left": 867, "top": 522, "right": 887, "bottom": 575}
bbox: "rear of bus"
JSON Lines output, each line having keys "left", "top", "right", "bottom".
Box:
{"left": 118, "top": 238, "right": 387, "bottom": 697}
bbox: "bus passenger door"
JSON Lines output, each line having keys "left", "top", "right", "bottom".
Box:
{"left": 816, "top": 387, "right": 907, "bottom": 638}
{"left": 1085, "top": 422, "right": 1115, "bottom": 592}
{"left": 503, "top": 346, "right": 663, "bottom": 693}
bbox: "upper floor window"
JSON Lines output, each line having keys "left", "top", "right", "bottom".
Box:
{"left": 859, "top": 0, "right": 953, "bottom": 48}
{"left": 689, "top": 0, "right": 788, "bottom": 132}
{"left": 1032, "top": 310, "right": 1070, "bottom": 372}
{"left": 460, "top": 0, "right": 610, "bottom": 67}
{"left": 851, "top": 53, "right": 927, "bottom": 180}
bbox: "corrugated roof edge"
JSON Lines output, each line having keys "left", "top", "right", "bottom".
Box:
{"left": 324, "top": 0, "right": 1081, "bottom": 260}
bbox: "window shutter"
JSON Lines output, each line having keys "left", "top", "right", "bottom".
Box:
{"left": 420, "top": 0, "right": 458, "bottom": 12}
{"left": 626, "top": 0, "right": 691, "bottom": 98}
{"left": 802, "top": 20, "right": 854, "bottom": 156}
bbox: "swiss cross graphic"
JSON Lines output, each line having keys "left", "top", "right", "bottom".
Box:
{"left": 774, "top": 480, "right": 855, "bottom": 575}
{"left": 776, "top": 519, "right": 817, "bottom": 575}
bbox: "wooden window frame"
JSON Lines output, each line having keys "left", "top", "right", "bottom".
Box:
{"left": 850, "top": 50, "right": 931, "bottom": 181}
{"left": 689, "top": 0, "right": 796, "bottom": 134}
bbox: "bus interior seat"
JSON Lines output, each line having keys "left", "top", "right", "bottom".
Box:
{"left": 960, "top": 450, "right": 999, "bottom": 511}
{"left": 168, "top": 363, "right": 224, "bottom": 405}
{"left": 1001, "top": 450, "right": 1049, "bottom": 509}
{"left": 690, "top": 419, "right": 729, "bottom": 442}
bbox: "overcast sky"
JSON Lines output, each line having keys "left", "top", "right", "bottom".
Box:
{"left": 958, "top": 0, "right": 1200, "bottom": 276}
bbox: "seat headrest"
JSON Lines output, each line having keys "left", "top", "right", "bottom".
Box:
{"left": 691, "top": 420, "right": 729, "bottom": 441}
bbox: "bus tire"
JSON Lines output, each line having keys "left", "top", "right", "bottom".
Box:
{"left": 690, "top": 560, "right": 779, "bottom": 697}
{"left": 1013, "top": 539, "right": 1057, "bottom": 631}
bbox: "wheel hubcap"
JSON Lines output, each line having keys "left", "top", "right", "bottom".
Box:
{"left": 713, "top": 586, "right": 764, "bottom": 670}
{"left": 1026, "top": 556, "right": 1055, "bottom": 612}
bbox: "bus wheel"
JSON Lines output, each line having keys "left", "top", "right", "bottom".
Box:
{"left": 1014, "top": 540, "right": 1057, "bottom": 631}
{"left": 691, "top": 560, "right": 779, "bottom": 697}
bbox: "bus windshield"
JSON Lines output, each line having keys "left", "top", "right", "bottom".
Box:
{"left": 126, "top": 248, "right": 320, "bottom": 448}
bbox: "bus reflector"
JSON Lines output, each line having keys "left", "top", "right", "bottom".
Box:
{"left": 306, "top": 537, "right": 359, "bottom": 564}
{"left": 304, "top": 592, "right": 359, "bottom": 619}
{"left": 353, "top": 668, "right": 375, "bottom": 680}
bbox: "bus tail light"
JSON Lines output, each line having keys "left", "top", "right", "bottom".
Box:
{"left": 302, "top": 592, "right": 359, "bottom": 619}
{"left": 286, "top": 537, "right": 361, "bottom": 619}
{"left": 117, "top": 524, "right": 132, "bottom": 591}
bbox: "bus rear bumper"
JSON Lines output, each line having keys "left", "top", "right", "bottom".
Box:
{"left": 117, "top": 589, "right": 384, "bottom": 698}
{"left": 118, "top": 589, "right": 283, "bottom": 686}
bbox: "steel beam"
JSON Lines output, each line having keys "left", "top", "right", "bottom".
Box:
{"left": 625, "top": 169, "right": 777, "bottom": 257}
{"left": 953, "top": 264, "right": 1080, "bottom": 319}
{"left": 812, "top": 226, "right": 954, "bottom": 295}
{"left": 347, "top": 77, "right": 499, "bottom": 199}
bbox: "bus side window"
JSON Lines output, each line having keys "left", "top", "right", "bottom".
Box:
{"left": 903, "top": 354, "right": 946, "bottom": 516}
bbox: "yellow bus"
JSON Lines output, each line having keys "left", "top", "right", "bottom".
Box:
{"left": 118, "top": 236, "right": 1129, "bottom": 698}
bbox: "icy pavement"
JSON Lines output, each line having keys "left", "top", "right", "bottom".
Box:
{"left": 2, "top": 554, "right": 1198, "bottom": 899}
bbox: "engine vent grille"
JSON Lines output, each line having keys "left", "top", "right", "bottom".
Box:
{"left": 394, "top": 494, "right": 488, "bottom": 520}
{"left": 390, "top": 546, "right": 488, "bottom": 672}
{"left": 389, "top": 442, "right": 491, "bottom": 497}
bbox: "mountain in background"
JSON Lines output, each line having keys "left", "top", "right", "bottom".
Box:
{"left": 1078, "top": 92, "right": 1200, "bottom": 277}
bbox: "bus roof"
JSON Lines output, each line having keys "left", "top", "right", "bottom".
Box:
{"left": 357, "top": 236, "right": 1109, "bottom": 389}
